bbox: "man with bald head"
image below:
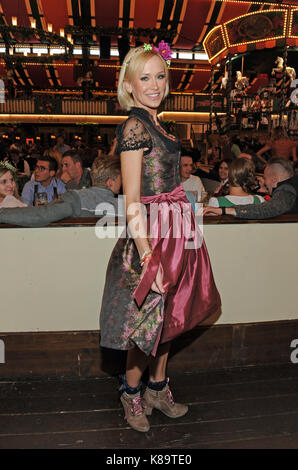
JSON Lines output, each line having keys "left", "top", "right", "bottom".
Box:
{"left": 204, "top": 158, "right": 298, "bottom": 218}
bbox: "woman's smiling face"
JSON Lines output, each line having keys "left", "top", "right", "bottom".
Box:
{"left": 218, "top": 162, "right": 229, "bottom": 181}
{"left": 125, "top": 55, "right": 167, "bottom": 113}
{"left": 0, "top": 170, "right": 16, "bottom": 199}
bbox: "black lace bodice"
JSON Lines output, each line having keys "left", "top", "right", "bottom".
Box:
{"left": 116, "top": 107, "right": 181, "bottom": 196}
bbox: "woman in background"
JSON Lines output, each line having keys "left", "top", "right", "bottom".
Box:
{"left": 257, "top": 126, "right": 297, "bottom": 162}
{"left": 0, "top": 162, "right": 27, "bottom": 208}
{"left": 212, "top": 159, "right": 232, "bottom": 197}
{"left": 208, "top": 158, "right": 264, "bottom": 207}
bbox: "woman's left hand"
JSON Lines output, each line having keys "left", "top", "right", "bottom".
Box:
{"left": 151, "top": 263, "right": 165, "bottom": 295}
{"left": 140, "top": 258, "right": 165, "bottom": 295}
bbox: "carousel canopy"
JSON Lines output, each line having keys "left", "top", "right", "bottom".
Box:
{"left": 0, "top": 0, "right": 296, "bottom": 93}
{"left": 204, "top": 5, "right": 298, "bottom": 64}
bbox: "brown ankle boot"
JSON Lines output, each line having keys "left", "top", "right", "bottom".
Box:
{"left": 143, "top": 379, "right": 188, "bottom": 418}
{"left": 120, "top": 391, "right": 150, "bottom": 433}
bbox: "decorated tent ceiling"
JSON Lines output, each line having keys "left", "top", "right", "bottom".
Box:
{"left": 0, "top": 0, "right": 297, "bottom": 94}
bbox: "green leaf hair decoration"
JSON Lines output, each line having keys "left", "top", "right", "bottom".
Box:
{"left": 0, "top": 161, "right": 17, "bottom": 174}
{"left": 143, "top": 43, "right": 153, "bottom": 51}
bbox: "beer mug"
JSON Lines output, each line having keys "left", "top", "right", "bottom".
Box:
{"left": 35, "top": 192, "right": 48, "bottom": 206}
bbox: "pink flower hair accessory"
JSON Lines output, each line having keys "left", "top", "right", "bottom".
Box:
{"left": 154, "top": 40, "right": 172, "bottom": 67}
{"left": 143, "top": 41, "right": 172, "bottom": 67}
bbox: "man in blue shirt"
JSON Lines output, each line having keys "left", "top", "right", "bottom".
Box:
{"left": 21, "top": 156, "right": 66, "bottom": 206}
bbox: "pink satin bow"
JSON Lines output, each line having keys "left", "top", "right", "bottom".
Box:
{"left": 133, "top": 184, "right": 201, "bottom": 307}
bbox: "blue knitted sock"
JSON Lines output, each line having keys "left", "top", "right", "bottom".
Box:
{"left": 147, "top": 377, "right": 168, "bottom": 391}
{"left": 119, "top": 374, "right": 142, "bottom": 395}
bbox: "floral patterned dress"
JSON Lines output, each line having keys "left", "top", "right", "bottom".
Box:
{"left": 100, "top": 107, "right": 221, "bottom": 356}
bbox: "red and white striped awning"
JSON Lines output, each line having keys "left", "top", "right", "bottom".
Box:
{"left": 0, "top": 0, "right": 296, "bottom": 92}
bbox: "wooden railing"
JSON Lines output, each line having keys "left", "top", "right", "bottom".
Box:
{"left": 1, "top": 213, "right": 298, "bottom": 229}
{"left": 0, "top": 99, "right": 35, "bottom": 114}
{"left": 163, "top": 94, "right": 195, "bottom": 112}
{"left": 62, "top": 100, "right": 107, "bottom": 115}
{"left": 0, "top": 95, "right": 206, "bottom": 115}
{"left": 0, "top": 96, "right": 295, "bottom": 129}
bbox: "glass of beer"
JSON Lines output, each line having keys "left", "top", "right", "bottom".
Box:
{"left": 35, "top": 192, "right": 48, "bottom": 206}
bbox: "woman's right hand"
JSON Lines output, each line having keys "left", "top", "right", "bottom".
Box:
{"left": 256, "top": 176, "right": 267, "bottom": 193}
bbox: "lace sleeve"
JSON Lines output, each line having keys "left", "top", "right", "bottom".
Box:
{"left": 116, "top": 117, "right": 152, "bottom": 154}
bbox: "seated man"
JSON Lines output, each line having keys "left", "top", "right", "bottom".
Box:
{"left": 0, "top": 156, "right": 123, "bottom": 227}
{"left": 180, "top": 154, "right": 205, "bottom": 202}
{"left": 204, "top": 158, "right": 298, "bottom": 218}
{"left": 61, "top": 150, "right": 92, "bottom": 190}
{"left": 21, "top": 156, "right": 66, "bottom": 206}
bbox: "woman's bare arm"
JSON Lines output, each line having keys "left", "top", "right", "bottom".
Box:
{"left": 121, "top": 149, "right": 150, "bottom": 258}
{"left": 257, "top": 143, "right": 271, "bottom": 156}
{"left": 121, "top": 149, "right": 165, "bottom": 294}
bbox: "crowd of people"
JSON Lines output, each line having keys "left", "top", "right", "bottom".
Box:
{"left": 0, "top": 134, "right": 119, "bottom": 209}
{"left": 204, "top": 157, "right": 297, "bottom": 219}
{"left": 199, "top": 127, "right": 297, "bottom": 172}
{"left": 182, "top": 151, "right": 297, "bottom": 218}
{"left": 178, "top": 126, "right": 298, "bottom": 219}
{"left": 0, "top": 134, "right": 123, "bottom": 220}
{"left": 0, "top": 126, "right": 297, "bottom": 219}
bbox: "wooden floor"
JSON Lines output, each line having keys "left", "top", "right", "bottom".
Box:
{"left": 0, "top": 363, "right": 298, "bottom": 449}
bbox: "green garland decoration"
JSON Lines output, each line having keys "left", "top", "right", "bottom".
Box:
{"left": 0, "top": 25, "right": 73, "bottom": 63}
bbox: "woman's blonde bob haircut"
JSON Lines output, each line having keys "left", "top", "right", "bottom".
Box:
{"left": 117, "top": 46, "right": 170, "bottom": 111}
